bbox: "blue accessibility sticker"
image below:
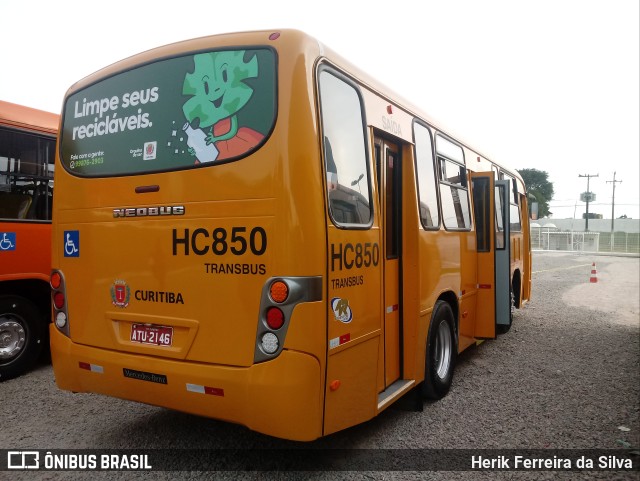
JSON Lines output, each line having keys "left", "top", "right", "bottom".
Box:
{"left": 64, "top": 230, "right": 80, "bottom": 257}
{"left": 0, "top": 232, "right": 17, "bottom": 251}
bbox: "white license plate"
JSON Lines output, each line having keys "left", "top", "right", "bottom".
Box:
{"left": 130, "top": 324, "right": 173, "bottom": 346}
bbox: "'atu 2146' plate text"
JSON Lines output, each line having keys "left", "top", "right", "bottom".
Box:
{"left": 130, "top": 324, "right": 173, "bottom": 346}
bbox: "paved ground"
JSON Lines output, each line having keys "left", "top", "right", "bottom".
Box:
{"left": 1, "top": 251, "right": 638, "bottom": 480}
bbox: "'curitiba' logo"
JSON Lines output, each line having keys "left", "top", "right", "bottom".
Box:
{"left": 111, "top": 280, "right": 131, "bottom": 308}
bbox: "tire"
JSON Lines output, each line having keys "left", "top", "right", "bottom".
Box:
{"left": 421, "top": 300, "right": 457, "bottom": 400}
{"left": 0, "top": 295, "right": 45, "bottom": 382}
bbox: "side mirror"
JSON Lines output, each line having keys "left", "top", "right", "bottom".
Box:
{"left": 530, "top": 201, "right": 539, "bottom": 220}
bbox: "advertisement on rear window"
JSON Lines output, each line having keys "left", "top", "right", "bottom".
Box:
{"left": 61, "top": 48, "right": 276, "bottom": 176}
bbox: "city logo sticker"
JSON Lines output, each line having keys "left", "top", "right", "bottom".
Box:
{"left": 111, "top": 280, "right": 131, "bottom": 308}
{"left": 143, "top": 141, "right": 157, "bottom": 160}
{"left": 0, "top": 232, "right": 17, "bottom": 251}
{"left": 63, "top": 231, "right": 80, "bottom": 257}
{"left": 331, "top": 297, "right": 353, "bottom": 323}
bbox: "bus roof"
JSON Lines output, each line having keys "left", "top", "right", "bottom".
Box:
{"left": 0, "top": 100, "right": 59, "bottom": 136}
{"left": 59, "top": 28, "right": 525, "bottom": 189}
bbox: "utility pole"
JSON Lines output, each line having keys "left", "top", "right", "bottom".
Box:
{"left": 606, "top": 172, "right": 622, "bottom": 248}
{"left": 579, "top": 173, "right": 599, "bottom": 231}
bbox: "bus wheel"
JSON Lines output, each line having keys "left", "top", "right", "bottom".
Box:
{"left": 0, "top": 296, "right": 44, "bottom": 382}
{"left": 421, "top": 301, "right": 456, "bottom": 400}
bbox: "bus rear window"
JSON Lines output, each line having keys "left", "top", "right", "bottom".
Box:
{"left": 60, "top": 48, "right": 276, "bottom": 176}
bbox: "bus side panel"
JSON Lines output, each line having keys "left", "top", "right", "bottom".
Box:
{"left": 281, "top": 301, "right": 327, "bottom": 395}
{"left": 460, "top": 230, "right": 479, "bottom": 348}
{"left": 0, "top": 221, "right": 51, "bottom": 283}
{"left": 324, "top": 225, "right": 382, "bottom": 435}
{"left": 324, "top": 337, "right": 379, "bottom": 436}
{"left": 246, "top": 350, "right": 322, "bottom": 441}
{"left": 415, "top": 231, "right": 440, "bottom": 367}
{"left": 399, "top": 141, "right": 423, "bottom": 382}
{"left": 416, "top": 230, "right": 470, "bottom": 354}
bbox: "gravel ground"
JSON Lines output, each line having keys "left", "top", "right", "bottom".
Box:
{"left": 1, "top": 251, "right": 638, "bottom": 480}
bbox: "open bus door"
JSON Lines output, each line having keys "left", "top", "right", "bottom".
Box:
{"left": 471, "top": 173, "right": 511, "bottom": 338}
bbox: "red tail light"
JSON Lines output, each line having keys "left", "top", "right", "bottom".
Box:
{"left": 266, "top": 307, "right": 284, "bottom": 330}
{"left": 53, "top": 292, "right": 65, "bottom": 309}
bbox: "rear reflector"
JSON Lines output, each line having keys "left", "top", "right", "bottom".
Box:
{"left": 79, "top": 362, "right": 104, "bottom": 373}
{"left": 186, "top": 383, "right": 224, "bottom": 396}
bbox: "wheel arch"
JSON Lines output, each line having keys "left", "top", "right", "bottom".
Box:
{"left": 435, "top": 290, "right": 459, "bottom": 348}
{"left": 0, "top": 279, "right": 51, "bottom": 323}
{"left": 512, "top": 268, "right": 522, "bottom": 308}
{"left": 420, "top": 292, "right": 459, "bottom": 400}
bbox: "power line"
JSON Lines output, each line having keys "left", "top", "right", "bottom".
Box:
{"left": 578, "top": 173, "right": 599, "bottom": 231}
{"left": 606, "top": 172, "right": 623, "bottom": 233}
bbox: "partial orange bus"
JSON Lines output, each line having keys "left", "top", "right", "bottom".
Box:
{"left": 50, "top": 29, "right": 531, "bottom": 440}
{"left": 0, "top": 100, "right": 58, "bottom": 381}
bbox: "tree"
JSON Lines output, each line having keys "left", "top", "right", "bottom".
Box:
{"left": 517, "top": 168, "right": 554, "bottom": 218}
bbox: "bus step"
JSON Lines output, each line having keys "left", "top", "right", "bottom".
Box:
{"left": 377, "top": 379, "right": 415, "bottom": 412}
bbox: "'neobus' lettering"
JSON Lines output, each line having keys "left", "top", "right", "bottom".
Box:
{"left": 113, "top": 206, "right": 184, "bottom": 218}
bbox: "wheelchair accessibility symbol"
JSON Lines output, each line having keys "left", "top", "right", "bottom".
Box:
{"left": 64, "top": 231, "right": 80, "bottom": 257}
{"left": 0, "top": 232, "right": 17, "bottom": 251}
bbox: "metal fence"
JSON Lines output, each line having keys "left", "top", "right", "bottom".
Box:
{"left": 531, "top": 229, "right": 640, "bottom": 254}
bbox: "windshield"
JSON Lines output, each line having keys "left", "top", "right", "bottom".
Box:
{"left": 60, "top": 47, "right": 277, "bottom": 176}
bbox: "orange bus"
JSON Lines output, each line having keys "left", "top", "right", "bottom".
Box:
{"left": 50, "top": 29, "right": 531, "bottom": 440}
{"left": 0, "top": 100, "right": 58, "bottom": 381}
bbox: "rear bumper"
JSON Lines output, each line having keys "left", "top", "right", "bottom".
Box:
{"left": 50, "top": 325, "right": 323, "bottom": 441}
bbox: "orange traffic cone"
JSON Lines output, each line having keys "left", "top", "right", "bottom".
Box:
{"left": 590, "top": 263, "right": 598, "bottom": 283}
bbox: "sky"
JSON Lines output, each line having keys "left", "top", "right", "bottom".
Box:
{"left": 2, "top": 0, "right": 638, "bottom": 220}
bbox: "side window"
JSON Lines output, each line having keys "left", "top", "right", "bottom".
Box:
{"left": 502, "top": 172, "right": 522, "bottom": 232}
{"left": 436, "top": 135, "right": 470, "bottom": 230}
{"left": 413, "top": 123, "right": 439, "bottom": 228}
{"left": 319, "top": 69, "right": 371, "bottom": 226}
{"left": 0, "top": 128, "right": 55, "bottom": 221}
